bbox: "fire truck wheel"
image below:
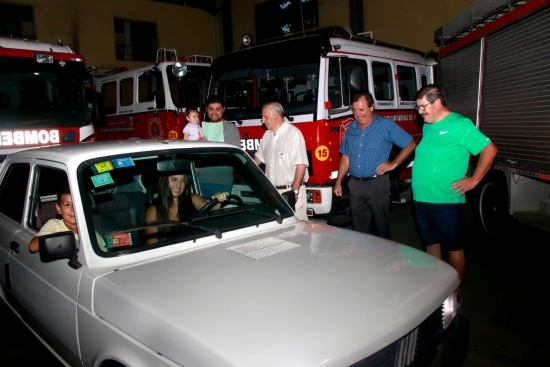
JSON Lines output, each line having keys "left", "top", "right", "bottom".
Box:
{"left": 477, "top": 173, "right": 510, "bottom": 236}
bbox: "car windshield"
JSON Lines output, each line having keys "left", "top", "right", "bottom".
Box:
{"left": 0, "top": 58, "right": 88, "bottom": 128}
{"left": 78, "top": 147, "right": 293, "bottom": 255}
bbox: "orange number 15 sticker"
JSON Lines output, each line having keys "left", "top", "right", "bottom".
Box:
{"left": 315, "top": 145, "right": 329, "bottom": 161}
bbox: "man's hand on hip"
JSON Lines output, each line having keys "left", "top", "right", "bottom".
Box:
{"left": 451, "top": 176, "right": 479, "bottom": 196}
{"left": 376, "top": 161, "right": 396, "bottom": 176}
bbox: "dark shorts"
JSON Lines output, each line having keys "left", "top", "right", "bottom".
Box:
{"left": 414, "top": 201, "right": 465, "bottom": 251}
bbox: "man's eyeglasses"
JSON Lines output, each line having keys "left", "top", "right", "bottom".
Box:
{"left": 416, "top": 101, "right": 433, "bottom": 111}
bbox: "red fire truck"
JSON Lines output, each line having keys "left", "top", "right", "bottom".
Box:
{"left": 436, "top": 0, "right": 550, "bottom": 234}
{"left": 0, "top": 37, "right": 98, "bottom": 160}
{"left": 91, "top": 48, "right": 211, "bottom": 141}
{"left": 207, "top": 26, "right": 435, "bottom": 220}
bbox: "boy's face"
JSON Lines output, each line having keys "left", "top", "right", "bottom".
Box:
{"left": 56, "top": 193, "right": 76, "bottom": 227}
{"left": 186, "top": 111, "right": 200, "bottom": 124}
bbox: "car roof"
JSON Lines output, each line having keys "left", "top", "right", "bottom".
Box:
{"left": 6, "top": 140, "right": 240, "bottom": 165}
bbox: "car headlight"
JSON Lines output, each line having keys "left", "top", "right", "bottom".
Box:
{"left": 443, "top": 292, "right": 458, "bottom": 329}
{"left": 442, "top": 291, "right": 458, "bottom": 329}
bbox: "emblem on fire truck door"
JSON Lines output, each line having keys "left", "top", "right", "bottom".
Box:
{"left": 339, "top": 117, "right": 355, "bottom": 144}
{"left": 148, "top": 117, "right": 164, "bottom": 139}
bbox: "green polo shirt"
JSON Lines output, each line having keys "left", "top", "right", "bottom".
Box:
{"left": 412, "top": 112, "right": 491, "bottom": 204}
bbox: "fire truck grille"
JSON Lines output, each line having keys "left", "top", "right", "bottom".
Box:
{"left": 350, "top": 307, "right": 443, "bottom": 367}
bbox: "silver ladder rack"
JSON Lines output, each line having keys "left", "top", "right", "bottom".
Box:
{"left": 434, "top": 0, "right": 529, "bottom": 47}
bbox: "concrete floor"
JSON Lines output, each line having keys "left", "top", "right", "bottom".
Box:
{"left": 1, "top": 202, "right": 547, "bottom": 366}
{"left": 389, "top": 202, "right": 547, "bottom": 367}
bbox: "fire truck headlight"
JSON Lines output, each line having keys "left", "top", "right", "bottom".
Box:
{"left": 172, "top": 61, "right": 188, "bottom": 79}
{"left": 307, "top": 189, "right": 322, "bottom": 204}
{"left": 35, "top": 54, "right": 54, "bottom": 64}
{"left": 242, "top": 34, "right": 253, "bottom": 47}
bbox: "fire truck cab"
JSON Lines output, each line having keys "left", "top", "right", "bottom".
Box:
{"left": 0, "top": 37, "right": 98, "bottom": 160}
{"left": 208, "top": 26, "right": 435, "bottom": 220}
{"left": 92, "top": 49, "right": 211, "bottom": 141}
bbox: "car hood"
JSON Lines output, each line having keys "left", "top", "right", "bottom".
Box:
{"left": 93, "top": 223, "right": 458, "bottom": 367}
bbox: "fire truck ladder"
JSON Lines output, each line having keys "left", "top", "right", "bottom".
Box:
{"left": 156, "top": 48, "right": 177, "bottom": 64}
{"left": 434, "top": 0, "right": 530, "bottom": 46}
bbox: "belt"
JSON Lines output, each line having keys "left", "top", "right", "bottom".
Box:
{"left": 350, "top": 175, "right": 380, "bottom": 181}
{"left": 275, "top": 182, "right": 305, "bottom": 189}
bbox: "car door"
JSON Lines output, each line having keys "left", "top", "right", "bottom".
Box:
{"left": 1, "top": 161, "right": 86, "bottom": 366}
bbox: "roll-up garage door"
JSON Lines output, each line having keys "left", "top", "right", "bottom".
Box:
{"left": 481, "top": 6, "right": 550, "bottom": 173}
{"left": 439, "top": 40, "right": 482, "bottom": 124}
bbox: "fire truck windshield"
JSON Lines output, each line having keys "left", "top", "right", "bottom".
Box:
{"left": 167, "top": 64, "right": 210, "bottom": 109}
{"left": 210, "top": 61, "right": 320, "bottom": 120}
{"left": 0, "top": 59, "right": 88, "bottom": 129}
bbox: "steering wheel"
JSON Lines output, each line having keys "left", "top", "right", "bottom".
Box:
{"left": 196, "top": 194, "right": 244, "bottom": 214}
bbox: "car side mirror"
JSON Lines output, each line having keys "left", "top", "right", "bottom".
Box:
{"left": 39, "top": 231, "right": 82, "bottom": 269}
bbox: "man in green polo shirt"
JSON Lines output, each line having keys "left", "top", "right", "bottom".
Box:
{"left": 413, "top": 85, "right": 498, "bottom": 306}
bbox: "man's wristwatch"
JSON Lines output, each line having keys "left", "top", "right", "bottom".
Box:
{"left": 293, "top": 189, "right": 299, "bottom": 194}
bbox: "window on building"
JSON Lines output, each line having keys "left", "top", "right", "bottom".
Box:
{"left": 114, "top": 18, "right": 157, "bottom": 62}
{"left": 0, "top": 2, "right": 35, "bottom": 39}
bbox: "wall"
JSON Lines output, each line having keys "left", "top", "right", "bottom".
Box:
{"left": 5, "top": 0, "right": 217, "bottom": 69}
{"left": 230, "top": 0, "right": 478, "bottom": 52}
{"left": 364, "top": 0, "right": 478, "bottom": 52}
{"left": 4, "top": 0, "right": 479, "bottom": 67}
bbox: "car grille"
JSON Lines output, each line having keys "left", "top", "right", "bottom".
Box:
{"left": 350, "top": 306, "right": 443, "bottom": 367}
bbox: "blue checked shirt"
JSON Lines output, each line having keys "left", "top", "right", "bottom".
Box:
{"left": 340, "top": 114, "right": 413, "bottom": 177}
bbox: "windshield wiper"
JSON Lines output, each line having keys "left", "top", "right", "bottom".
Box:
{"left": 190, "top": 206, "right": 283, "bottom": 224}
{"left": 108, "top": 221, "right": 222, "bottom": 239}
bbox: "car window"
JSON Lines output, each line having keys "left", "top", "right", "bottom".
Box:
{"left": 78, "top": 148, "right": 293, "bottom": 256}
{"left": 0, "top": 163, "right": 30, "bottom": 223}
{"left": 29, "top": 167, "right": 69, "bottom": 230}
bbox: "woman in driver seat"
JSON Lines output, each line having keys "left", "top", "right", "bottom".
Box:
{"left": 144, "top": 174, "right": 229, "bottom": 244}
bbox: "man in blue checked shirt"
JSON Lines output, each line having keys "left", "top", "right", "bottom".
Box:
{"left": 333, "top": 91, "right": 416, "bottom": 239}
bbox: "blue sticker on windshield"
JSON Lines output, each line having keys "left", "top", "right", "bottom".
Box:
{"left": 112, "top": 157, "right": 135, "bottom": 168}
{"left": 90, "top": 173, "right": 114, "bottom": 188}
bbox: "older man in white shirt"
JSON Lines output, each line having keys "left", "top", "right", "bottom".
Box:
{"left": 253, "top": 102, "right": 309, "bottom": 221}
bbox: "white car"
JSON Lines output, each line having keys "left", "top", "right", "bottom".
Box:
{"left": 0, "top": 140, "right": 467, "bottom": 367}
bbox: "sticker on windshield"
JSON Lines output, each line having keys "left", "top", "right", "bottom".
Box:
{"left": 91, "top": 161, "right": 115, "bottom": 174}
{"left": 90, "top": 173, "right": 114, "bottom": 188}
{"left": 112, "top": 157, "right": 135, "bottom": 168}
{"left": 106, "top": 233, "right": 133, "bottom": 248}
